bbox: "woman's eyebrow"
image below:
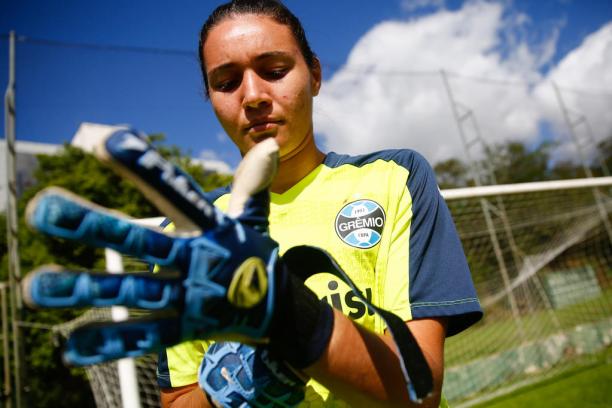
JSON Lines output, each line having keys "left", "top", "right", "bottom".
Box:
{"left": 254, "top": 51, "right": 292, "bottom": 62}
{"left": 208, "top": 62, "right": 236, "bottom": 79}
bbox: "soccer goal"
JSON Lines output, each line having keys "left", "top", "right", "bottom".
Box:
{"left": 441, "top": 177, "right": 612, "bottom": 406}
{"left": 55, "top": 177, "right": 612, "bottom": 408}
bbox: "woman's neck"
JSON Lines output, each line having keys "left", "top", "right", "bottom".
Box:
{"left": 271, "top": 134, "right": 325, "bottom": 194}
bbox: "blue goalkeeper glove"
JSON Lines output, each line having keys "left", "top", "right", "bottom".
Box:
{"left": 23, "top": 129, "right": 333, "bottom": 369}
{"left": 22, "top": 128, "right": 433, "bottom": 402}
{"left": 200, "top": 342, "right": 306, "bottom": 408}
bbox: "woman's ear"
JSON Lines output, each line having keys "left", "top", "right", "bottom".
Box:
{"left": 311, "top": 57, "right": 322, "bottom": 96}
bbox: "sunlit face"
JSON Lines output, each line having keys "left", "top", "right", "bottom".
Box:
{"left": 203, "top": 14, "right": 321, "bottom": 159}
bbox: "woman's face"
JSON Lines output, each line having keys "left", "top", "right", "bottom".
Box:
{"left": 203, "top": 14, "right": 321, "bottom": 159}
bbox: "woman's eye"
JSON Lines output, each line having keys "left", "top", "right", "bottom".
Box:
{"left": 213, "top": 79, "right": 239, "bottom": 92}
{"left": 265, "top": 69, "right": 287, "bottom": 80}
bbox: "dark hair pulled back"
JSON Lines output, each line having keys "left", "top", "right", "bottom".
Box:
{"left": 199, "top": 0, "right": 317, "bottom": 97}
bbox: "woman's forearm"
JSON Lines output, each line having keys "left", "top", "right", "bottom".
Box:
{"left": 305, "top": 309, "right": 447, "bottom": 408}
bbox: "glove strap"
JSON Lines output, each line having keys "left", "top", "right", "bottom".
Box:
{"left": 282, "top": 245, "right": 433, "bottom": 403}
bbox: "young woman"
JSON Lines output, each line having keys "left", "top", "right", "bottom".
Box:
{"left": 158, "top": 1, "right": 482, "bottom": 407}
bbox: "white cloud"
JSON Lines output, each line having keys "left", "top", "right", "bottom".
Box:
{"left": 401, "top": 0, "right": 445, "bottom": 13}
{"left": 535, "top": 23, "right": 612, "bottom": 161}
{"left": 314, "top": 1, "right": 612, "bottom": 168}
{"left": 215, "top": 131, "right": 229, "bottom": 143}
{"left": 194, "top": 149, "right": 233, "bottom": 174}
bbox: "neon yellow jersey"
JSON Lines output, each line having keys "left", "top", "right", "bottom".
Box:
{"left": 157, "top": 149, "right": 482, "bottom": 407}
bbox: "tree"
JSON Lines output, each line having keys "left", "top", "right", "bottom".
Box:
{"left": 5, "top": 136, "right": 232, "bottom": 407}
{"left": 485, "top": 141, "right": 553, "bottom": 184}
{"left": 549, "top": 159, "right": 586, "bottom": 180}
{"left": 434, "top": 158, "right": 470, "bottom": 189}
{"left": 594, "top": 136, "right": 612, "bottom": 176}
{"left": 433, "top": 140, "right": 558, "bottom": 189}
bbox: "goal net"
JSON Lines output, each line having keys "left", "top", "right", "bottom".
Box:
{"left": 442, "top": 177, "right": 612, "bottom": 406}
{"left": 54, "top": 177, "right": 612, "bottom": 407}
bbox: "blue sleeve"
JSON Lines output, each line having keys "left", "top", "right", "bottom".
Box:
{"left": 406, "top": 152, "right": 482, "bottom": 336}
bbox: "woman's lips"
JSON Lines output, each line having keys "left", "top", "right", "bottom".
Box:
{"left": 245, "top": 120, "right": 283, "bottom": 135}
{"left": 250, "top": 121, "right": 277, "bottom": 132}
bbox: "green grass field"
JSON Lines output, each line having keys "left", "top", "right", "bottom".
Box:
{"left": 470, "top": 349, "right": 612, "bottom": 408}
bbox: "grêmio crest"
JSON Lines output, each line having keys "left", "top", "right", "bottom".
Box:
{"left": 335, "top": 199, "right": 386, "bottom": 249}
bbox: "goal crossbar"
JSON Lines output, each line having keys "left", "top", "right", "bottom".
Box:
{"left": 441, "top": 176, "right": 612, "bottom": 200}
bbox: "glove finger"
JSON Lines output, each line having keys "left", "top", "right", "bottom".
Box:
{"left": 64, "top": 314, "right": 181, "bottom": 366}
{"left": 26, "top": 187, "right": 188, "bottom": 268}
{"left": 95, "top": 129, "right": 226, "bottom": 232}
{"left": 227, "top": 138, "right": 278, "bottom": 233}
{"left": 22, "top": 265, "right": 182, "bottom": 310}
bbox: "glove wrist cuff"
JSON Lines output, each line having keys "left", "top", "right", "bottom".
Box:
{"left": 269, "top": 266, "right": 334, "bottom": 369}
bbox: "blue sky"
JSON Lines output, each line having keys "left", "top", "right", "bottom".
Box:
{"left": 1, "top": 0, "right": 611, "bottom": 169}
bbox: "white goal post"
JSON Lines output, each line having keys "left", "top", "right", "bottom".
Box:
{"left": 103, "top": 216, "right": 165, "bottom": 408}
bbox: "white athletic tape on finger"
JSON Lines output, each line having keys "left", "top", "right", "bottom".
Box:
{"left": 228, "top": 138, "right": 279, "bottom": 218}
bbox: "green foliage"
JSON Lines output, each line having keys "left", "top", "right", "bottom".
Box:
{"left": 594, "top": 137, "right": 612, "bottom": 176}
{"left": 9, "top": 135, "right": 232, "bottom": 407}
{"left": 434, "top": 140, "right": 556, "bottom": 188}
{"left": 433, "top": 137, "right": 612, "bottom": 188}
{"left": 147, "top": 133, "right": 233, "bottom": 192}
{"left": 434, "top": 158, "right": 470, "bottom": 189}
{"left": 486, "top": 141, "right": 552, "bottom": 184}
